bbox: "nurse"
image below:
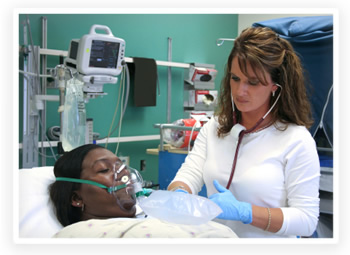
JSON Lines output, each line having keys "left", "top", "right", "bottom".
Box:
{"left": 168, "top": 26, "right": 320, "bottom": 238}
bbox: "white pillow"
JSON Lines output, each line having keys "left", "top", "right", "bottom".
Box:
{"left": 18, "top": 167, "right": 63, "bottom": 238}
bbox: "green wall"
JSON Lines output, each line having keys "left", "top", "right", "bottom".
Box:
{"left": 18, "top": 13, "right": 238, "bottom": 184}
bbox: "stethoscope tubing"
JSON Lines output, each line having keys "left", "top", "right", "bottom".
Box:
{"left": 226, "top": 84, "right": 282, "bottom": 189}
{"left": 225, "top": 117, "right": 264, "bottom": 189}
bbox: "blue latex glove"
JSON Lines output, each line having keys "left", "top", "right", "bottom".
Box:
{"left": 209, "top": 180, "right": 252, "bottom": 224}
{"left": 174, "top": 188, "right": 189, "bottom": 194}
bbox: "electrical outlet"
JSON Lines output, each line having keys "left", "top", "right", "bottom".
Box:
{"left": 140, "top": 159, "right": 146, "bottom": 171}
{"left": 119, "top": 156, "right": 130, "bottom": 166}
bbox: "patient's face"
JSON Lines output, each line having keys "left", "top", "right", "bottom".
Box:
{"left": 77, "top": 148, "right": 137, "bottom": 220}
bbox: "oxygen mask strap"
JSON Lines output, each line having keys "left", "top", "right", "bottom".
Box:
{"left": 55, "top": 177, "right": 126, "bottom": 193}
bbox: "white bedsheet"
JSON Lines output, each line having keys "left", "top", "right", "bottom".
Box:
{"left": 53, "top": 218, "right": 238, "bottom": 238}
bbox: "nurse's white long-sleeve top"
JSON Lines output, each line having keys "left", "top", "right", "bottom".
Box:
{"left": 171, "top": 117, "right": 320, "bottom": 238}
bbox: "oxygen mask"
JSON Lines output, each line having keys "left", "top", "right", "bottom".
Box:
{"left": 111, "top": 162, "right": 145, "bottom": 201}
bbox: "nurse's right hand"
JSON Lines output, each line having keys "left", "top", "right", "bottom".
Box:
{"left": 168, "top": 183, "right": 190, "bottom": 194}
{"left": 174, "top": 188, "right": 189, "bottom": 194}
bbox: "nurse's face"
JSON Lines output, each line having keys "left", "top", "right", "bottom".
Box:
{"left": 75, "top": 148, "right": 136, "bottom": 220}
{"left": 230, "top": 57, "right": 277, "bottom": 118}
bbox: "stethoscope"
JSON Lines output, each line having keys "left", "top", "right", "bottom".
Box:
{"left": 226, "top": 83, "right": 282, "bottom": 189}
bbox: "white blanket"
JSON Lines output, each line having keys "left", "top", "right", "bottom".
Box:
{"left": 53, "top": 218, "right": 238, "bottom": 238}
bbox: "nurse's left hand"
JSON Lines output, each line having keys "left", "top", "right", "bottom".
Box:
{"left": 209, "top": 180, "right": 252, "bottom": 224}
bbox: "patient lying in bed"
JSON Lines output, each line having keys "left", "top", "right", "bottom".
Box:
{"left": 19, "top": 144, "right": 237, "bottom": 238}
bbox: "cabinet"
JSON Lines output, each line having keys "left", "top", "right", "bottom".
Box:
{"left": 317, "top": 148, "right": 333, "bottom": 238}
{"left": 315, "top": 128, "right": 333, "bottom": 238}
{"left": 183, "top": 63, "right": 217, "bottom": 118}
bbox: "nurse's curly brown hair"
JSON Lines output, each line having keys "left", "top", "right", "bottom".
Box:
{"left": 215, "top": 26, "right": 313, "bottom": 137}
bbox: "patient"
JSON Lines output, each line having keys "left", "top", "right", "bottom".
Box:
{"left": 49, "top": 144, "right": 137, "bottom": 227}
{"left": 49, "top": 144, "right": 237, "bottom": 238}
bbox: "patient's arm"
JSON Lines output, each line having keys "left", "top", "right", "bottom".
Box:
{"left": 167, "top": 181, "right": 192, "bottom": 194}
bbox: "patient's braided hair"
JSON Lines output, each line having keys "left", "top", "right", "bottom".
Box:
{"left": 49, "top": 144, "right": 102, "bottom": 227}
{"left": 216, "top": 26, "right": 313, "bottom": 137}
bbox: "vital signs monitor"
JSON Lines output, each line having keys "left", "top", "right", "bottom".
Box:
{"left": 65, "top": 24, "right": 125, "bottom": 77}
{"left": 64, "top": 25, "right": 126, "bottom": 94}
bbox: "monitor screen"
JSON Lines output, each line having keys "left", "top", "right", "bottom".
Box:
{"left": 89, "top": 40, "right": 120, "bottom": 69}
